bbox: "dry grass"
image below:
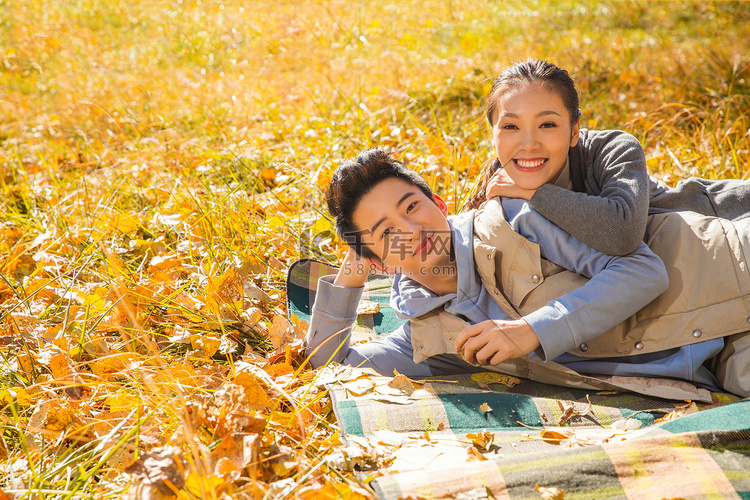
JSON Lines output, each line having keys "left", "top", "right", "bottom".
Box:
{"left": 0, "top": 1, "right": 748, "bottom": 498}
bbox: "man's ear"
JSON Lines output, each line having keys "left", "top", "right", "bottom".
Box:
{"left": 433, "top": 194, "right": 449, "bottom": 216}
{"left": 570, "top": 118, "right": 581, "bottom": 147}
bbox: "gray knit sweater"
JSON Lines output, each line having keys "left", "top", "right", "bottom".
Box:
{"left": 529, "top": 129, "right": 750, "bottom": 256}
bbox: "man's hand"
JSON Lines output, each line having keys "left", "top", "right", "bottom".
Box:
{"left": 333, "top": 247, "right": 386, "bottom": 288}
{"left": 455, "top": 319, "right": 540, "bottom": 365}
{"left": 486, "top": 169, "right": 536, "bottom": 201}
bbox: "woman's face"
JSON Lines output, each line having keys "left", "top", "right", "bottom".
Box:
{"left": 490, "top": 83, "right": 580, "bottom": 190}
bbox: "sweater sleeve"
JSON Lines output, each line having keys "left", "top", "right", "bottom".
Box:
{"left": 528, "top": 130, "right": 651, "bottom": 256}
{"left": 304, "top": 276, "right": 433, "bottom": 377}
{"left": 503, "top": 199, "right": 669, "bottom": 361}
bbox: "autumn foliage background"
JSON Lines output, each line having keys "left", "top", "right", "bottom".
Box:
{"left": 0, "top": 1, "right": 748, "bottom": 498}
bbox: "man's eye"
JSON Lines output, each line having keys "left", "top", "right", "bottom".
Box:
{"left": 382, "top": 228, "right": 392, "bottom": 238}
{"left": 540, "top": 122, "right": 557, "bottom": 128}
{"left": 406, "top": 202, "right": 417, "bottom": 213}
{"left": 502, "top": 124, "right": 518, "bottom": 130}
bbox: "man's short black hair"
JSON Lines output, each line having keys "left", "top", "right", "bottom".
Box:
{"left": 327, "top": 148, "right": 434, "bottom": 258}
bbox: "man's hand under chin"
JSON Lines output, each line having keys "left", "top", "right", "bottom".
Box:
{"left": 454, "top": 319, "right": 541, "bottom": 366}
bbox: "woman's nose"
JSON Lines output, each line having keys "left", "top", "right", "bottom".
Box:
{"left": 519, "top": 129, "right": 540, "bottom": 150}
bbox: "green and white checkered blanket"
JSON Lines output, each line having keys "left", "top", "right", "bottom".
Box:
{"left": 288, "top": 259, "right": 750, "bottom": 499}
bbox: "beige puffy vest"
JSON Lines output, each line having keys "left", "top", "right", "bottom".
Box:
{"left": 469, "top": 199, "right": 750, "bottom": 357}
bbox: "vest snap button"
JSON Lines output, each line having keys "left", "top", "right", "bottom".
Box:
{"left": 487, "top": 254, "right": 492, "bottom": 260}
{"left": 692, "top": 329, "right": 702, "bottom": 338}
{"left": 579, "top": 343, "right": 589, "bottom": 352}
{"left": 494, "top": 288, "right": 500, "bottom": 295}
{"left": 635, "top": 342, "right": 644, "bottom": 350}
{"left": 531, "top": 274, "right": 541, "bottom": 283}
{"left": 747, "top": 316, "right": 750, "bottom": 323}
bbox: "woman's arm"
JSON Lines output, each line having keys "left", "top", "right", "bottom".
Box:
{"left": 506, "top": 198, "right": 668, "bottom": 360}
{"left": 528, "top": 130, "right": 651, "bottom": 256}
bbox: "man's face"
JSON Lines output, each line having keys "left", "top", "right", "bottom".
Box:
{"left": 351, "top": 177, "right": 453, "bottom": 280}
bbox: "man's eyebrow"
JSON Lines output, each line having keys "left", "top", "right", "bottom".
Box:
{"left": 371, "top": 191, "right": 417, "bottom": 234}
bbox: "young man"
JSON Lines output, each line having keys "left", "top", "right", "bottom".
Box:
{"left": 305, "top": 148, "right": 750, "bottom": 397}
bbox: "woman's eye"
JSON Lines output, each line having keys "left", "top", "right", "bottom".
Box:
{"left": 501, "top": 124, "right": 518, "bottom": 130}
{"left": 540, "top": 122, "right": 557, "bottom": 128}
{"left": 382, "top": 228, "right": 392, "bottom": 238}
{"left": 406, "top": 201, "right": 417, "bottom": 213}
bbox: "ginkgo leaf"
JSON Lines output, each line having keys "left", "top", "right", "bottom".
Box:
{"left": 479, "top": 402, "right": 492, "bottom": 412}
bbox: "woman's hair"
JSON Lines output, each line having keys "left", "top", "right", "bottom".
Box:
{"left": 327, "top": 148, "right": 434, "bottom": 258}
{"left": 466, "top": 59, "right": 581, "bottom": 210}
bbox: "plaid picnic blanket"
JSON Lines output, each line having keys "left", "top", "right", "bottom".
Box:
{"left": 288, "top": 259, "right": 750, "bottom": 499}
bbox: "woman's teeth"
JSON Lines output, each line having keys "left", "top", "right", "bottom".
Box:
{"left": 515, "top": 159, "right": 545, "bottom": 168}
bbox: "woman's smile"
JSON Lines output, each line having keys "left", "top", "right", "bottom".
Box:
{"left": 491, "top": 83, "right": 580, "bottom": 191}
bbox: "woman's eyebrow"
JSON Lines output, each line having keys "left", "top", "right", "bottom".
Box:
{"left": 500, "top": 110, "right": 561, "bottom": 118}
{"left": 371, "top": 191, "right": 417, "bottom": 234}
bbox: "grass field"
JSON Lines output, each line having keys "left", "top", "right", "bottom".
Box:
{"left": 1, "top": 1, "right": 749, "bottom": 498}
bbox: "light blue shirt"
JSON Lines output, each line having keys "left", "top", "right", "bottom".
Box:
{"left": 305, "top": 199, "right": 723, "bottom": 390}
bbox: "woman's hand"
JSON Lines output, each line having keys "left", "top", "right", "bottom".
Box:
{"left": 455, "top": 319, "right": 540, "bottom": 366}
{"left": 333, "top": 247, "right": 385, "bottom": 288}
{"left": 485, "top": 169, "right": 537, "bottom": 201}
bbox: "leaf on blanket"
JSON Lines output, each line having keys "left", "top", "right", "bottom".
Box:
{"left": 369, "top": 430, "right": 404, "bottom": 447}
{"left": 557, "top": 395, "right": 593, "bottom": 425}
{"left": 314, "top": 364, "right": 369, "bottom": 386}
{"left": 466, "top": 430, "right": 494, "bottom": 451}
{"left": 343, "top": 378, "right": 375, "bottom": 396}
{"left": 655, "top": 401, "right": 699, "bottom": 422}
{"left": 369, "top": 394, "right": 412, "bottom": 405}
{"left": 452, "top": 486, "right": 495, "bottom": 500}
{"left": 539, "top": 429, "right": 574, "bottom": 445}
{"left": 479, "top": 402, "right": 492, "bottom": 412}
{"left": 535, "top": 484, "right": 565, "bottom": 499}
{"left": 387, "top": 373, "right": 416, "bottom": 395}
{"left": 611, "top": 418, "right": 642, "bottom": 430}
{"left": 466, "top": 446, "right": 488, "bottom": 461}
{"left": 471, "top": 372, "right": 521, "bottom": 388}
{"left": 356, "top": 299, "right": 380, "bottom": 315}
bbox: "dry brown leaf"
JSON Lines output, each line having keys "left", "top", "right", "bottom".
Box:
{"left": 557, "top": 395, "right": 593, "bottom": 425}
{"left": 535, "top": 484, "right": 565, "bottom": 499}
{"left": 471, "top": 371, "right": 521, "bottom": 388}
{"left": 466, "top": 430, "right": 495, "bottom": 451}
{"left": 539, "top": 429, "right": 574, "bottom": 445}
{"left": 190, "top": 333, "right": 222, "bottom": 357}
{"left": 656, "top": 401, "right": 700, "bottom": 423}
{"left": 232, "top": 371, "right": 271, "bottom": 410}
{"left": 466, "top": 446, "right": 488, "bottom": 461}
{"left": 356, "top": 299, "right": 381, "bottom": 315}
{"left": 343, "top": 377, "right": 375, "bottom": 397}
{"left": 298, "top": 481, "right": 372, "bottom": 500}
{"left": 268, "top": 315, "right": 294, "bottom": 349}
{"left": 125, "top": 446, "right": 185, "bottom": 495}
{"left": 206, "top": 267, "right": 244, "bottom": 313}
{"left": 387, "top": 373, "right": 416, "bottom": 395}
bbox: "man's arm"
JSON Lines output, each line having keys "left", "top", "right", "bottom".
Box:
{"left": 305, "top": 249, "right": 433, "bottom": 376}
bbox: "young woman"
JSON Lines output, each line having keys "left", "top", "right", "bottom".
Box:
{"left": 467, "top": 59, "right": 750, "bottom": 256}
